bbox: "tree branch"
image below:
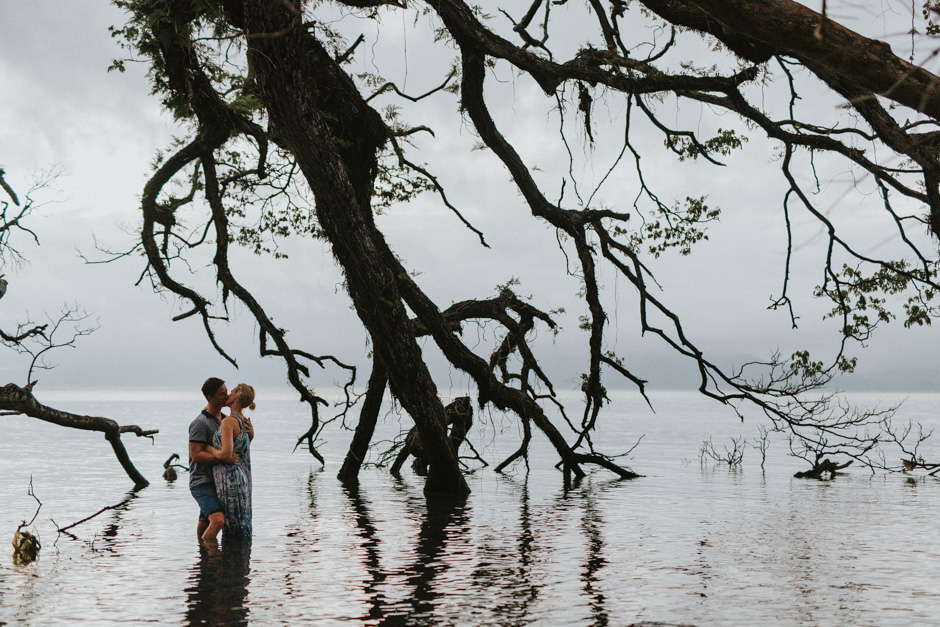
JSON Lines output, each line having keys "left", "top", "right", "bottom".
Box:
{"left": 0, "top": 383, "right": 156, "bottom": 488}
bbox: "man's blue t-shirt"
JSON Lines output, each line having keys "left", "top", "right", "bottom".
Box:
{"left": 189, "top": 410, "right": 221, "bottom": 489}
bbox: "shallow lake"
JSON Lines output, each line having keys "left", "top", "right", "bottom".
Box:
{"left": 1, "top": 389, "right": 939, "bottom": 626}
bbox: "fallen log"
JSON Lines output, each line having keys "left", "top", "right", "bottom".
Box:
{"left": 0, "top": 382, "right": 158, "bottom": 488}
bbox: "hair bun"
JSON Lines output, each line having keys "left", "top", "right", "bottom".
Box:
{"left": 249, "top": 402, "right": 256, "bottom": 411}
{"left": 231, "top": 383, "right": 256, "bottom": 411}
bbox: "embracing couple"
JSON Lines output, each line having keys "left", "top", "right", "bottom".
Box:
{"left": 188, "top": 377, "right": 256, "bottom": 545}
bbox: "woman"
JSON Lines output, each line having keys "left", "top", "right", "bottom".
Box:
{"left": 212, "top": 383, "right": 255, "bottom": 540}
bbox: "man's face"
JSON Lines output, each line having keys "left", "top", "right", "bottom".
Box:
{"left": 211, "top": 384, "right": 228, "bottom": 405}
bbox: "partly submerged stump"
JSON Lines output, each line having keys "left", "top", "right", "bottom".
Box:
{"left": 163, "top": 453, "right": 184, "bottom": 481}
{"left": 12, "top": 528, "right": 40, "bottom": 565}
{"left": 13, "top": 477, "right": 42, "bottom": 564}
{"left": 391, "top": 397, "right": 473, "bottom": 477}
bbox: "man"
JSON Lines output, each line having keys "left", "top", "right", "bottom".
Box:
{"left": 189, "top": 377, "right": 233, "bottom": 543}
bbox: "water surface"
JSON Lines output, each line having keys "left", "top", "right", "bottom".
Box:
{"left": 1, "top": 390, "right": 938, "bottom": 625}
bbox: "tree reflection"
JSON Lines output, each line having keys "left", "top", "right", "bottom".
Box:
{"left": 341, "top": 481, "right": 386, "bottom": 624}
{"left": 334, "top": 479, "right": 476, "bottom": 625}
{"left": 280, "top": 470, "right": 321, "bottom": 599}
{"left": 98, "top": 489, "right": 141, "bottom": 546}
{"left": 578, "top": 488, "right": 610, "bottom": 626}
{"left": 276, "top": 472, "right": 626, "bottom": 624}
{"left": 184, "top": 541, "right": 252, "bottom": 626}
{"left": 383, "top": 498, "right": 471, "bottom": 625}
{"left": 472, "top": 479, "right": 540, "bottom": 624}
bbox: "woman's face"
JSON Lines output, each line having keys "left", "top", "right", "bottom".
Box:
{"left": 225, "top": 390, "right": 238, "bottom": 407}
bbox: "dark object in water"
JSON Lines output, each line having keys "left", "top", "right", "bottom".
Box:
{"left": 12, "top": 528, "right": 40, "bottom": 564}
{"left": 794, "top": 458, "right": 852, "bottom": 479}
{"left": 163, "top": 453, "right": 186, "bottom": 482}
{"left": 390, "top": 397, "right": 473, "bottom": 476}
{"left": 14, "top": 477, "right": 42, "bottom": 563}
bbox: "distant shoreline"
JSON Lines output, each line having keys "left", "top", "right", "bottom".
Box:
{"left": 23, "top": 386, "right": 934, "bottom": 404}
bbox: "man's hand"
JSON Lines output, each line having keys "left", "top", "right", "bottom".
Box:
{"left": 243, "top": 417, "right": 254, "bottom": 442}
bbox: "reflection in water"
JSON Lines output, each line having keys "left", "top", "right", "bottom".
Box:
{"left": 7, "top": 394, "right": 940, "bottom": 625}
{"left": 336, "top": 478, "right": 621, "bottom": 626}
{"left": 388, "top": 496, "right": 471, "bottom": 625}
{"left": 578, "top": 487, "right": 610, "bottom": 627}
{"left": 98, "top": 489, "right": 141, "bottom": 548}
{"left": 184, "top": 542, "right": 252, "bottom": 626}
{"left": 475, "top": 480, "right": 540, "bottom": 624}
{"left": 280, "top": 470, "right": 322, "bottom": 600}
{"left": 54, "top": 488, "right": 141, "bottom": 552}
{"left": 3, "top": 465, "right": 940, "bottom": 626}
{"left": 342, "top": 481, "right": 385, "bottom": 624}
{"left": 329, "top": 478, "right": 479, "bottom": 626}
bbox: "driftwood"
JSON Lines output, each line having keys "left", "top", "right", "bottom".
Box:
{"left": 12, "top": 527, "right": 40, "bottom": 564}
{"left": 12, "top": 477, "right": 42, "bottom": 564}
{"left": 794, "top": 458, "right": 852, "bottom": 479}
{"left": 0, "top": 382, "right": 158, "bottom": 488}
{"left": 163, "top": 453, "right": 189, "bottom": 481}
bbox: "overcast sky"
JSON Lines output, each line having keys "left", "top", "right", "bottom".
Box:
{"left": 0, "top": 1, "right": 936, "bottom": 401}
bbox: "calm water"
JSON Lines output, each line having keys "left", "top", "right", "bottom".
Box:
{"left": 1, "top": 389, "right": 939, "bottom": 626}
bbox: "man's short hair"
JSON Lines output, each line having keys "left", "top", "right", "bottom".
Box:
{"left": 201, "top": 377, "right": 225, "bottom": 400}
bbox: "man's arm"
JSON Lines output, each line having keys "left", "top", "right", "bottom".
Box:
{"left": 190, "top": 440, "right": 237, "bottom": 465}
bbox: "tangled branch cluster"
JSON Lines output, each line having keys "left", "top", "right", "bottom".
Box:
{"left": 102, "top": 0, "right": 940, "bottom": 486}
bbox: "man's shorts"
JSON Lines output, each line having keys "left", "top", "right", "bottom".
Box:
{"left": 191, "top": 483, "right": 223, "bottom": 522}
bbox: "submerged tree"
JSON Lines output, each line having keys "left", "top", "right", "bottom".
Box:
{"left": 0, "top": 168, "right": 157, "bottom": 488}
{"left": 103, "top": 0, "right": 940, "bottom": 494}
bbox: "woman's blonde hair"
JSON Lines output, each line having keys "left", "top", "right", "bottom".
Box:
{"left": 231, "top": 383, "right": 256, "bottom": 411}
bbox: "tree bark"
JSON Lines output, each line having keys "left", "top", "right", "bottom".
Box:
{"left": 338, "top": 360, "right": 388, "bottom": 482}
{"left": 641, "top": 0, "right": 940, "bottom": 119}
{"left": 226, "top": 0, "right": 469, "bottom": 496}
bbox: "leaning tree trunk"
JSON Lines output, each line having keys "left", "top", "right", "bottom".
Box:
{"left": 223, "top": 0, "right": 468, "bottom": 496}
{"left": 337, "top": 359, "right": 388, "bottom": 482}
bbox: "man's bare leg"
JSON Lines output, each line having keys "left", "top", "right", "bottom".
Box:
{"left": 197, "top": 519, "right": 209, "bottom": 539}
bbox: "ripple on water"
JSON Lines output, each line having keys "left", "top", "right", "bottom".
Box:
{"left": 3, "top": 393, "right": 940, "bottom": 626}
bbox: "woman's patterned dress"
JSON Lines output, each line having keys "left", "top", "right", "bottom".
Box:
{"left": 212, "top": 414, "right": 252, "bottom": 540}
